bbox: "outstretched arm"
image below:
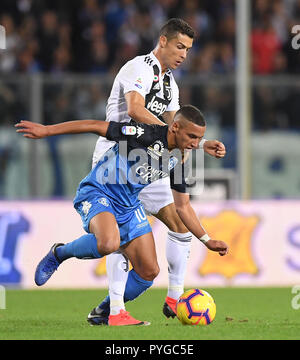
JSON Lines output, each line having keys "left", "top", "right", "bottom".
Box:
{"left": 203, "top": 140, "right": 226, "bottom": 159}
{"left": 15, "top": 119, "right": 109, "bottom": 139}
{"left": 172, "top": 189, "right": 229, "bottom": 256}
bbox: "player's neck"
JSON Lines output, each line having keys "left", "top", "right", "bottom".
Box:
{"left": 152, "top": 48, "right": 168, "bottom": 75}
{"left": 167, "top": 130, "right": 176, "bottom": 151}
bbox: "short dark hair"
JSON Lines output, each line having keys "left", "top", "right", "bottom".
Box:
{"left": 175, "top": 105, "right": 206, "bottom": 127}
{"left": 159, "top": 18, "right": 194, "bottom": 40}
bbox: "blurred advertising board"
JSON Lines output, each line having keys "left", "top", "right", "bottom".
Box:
{"left": 0, "top": 200, "right": 299, "bottom": 288}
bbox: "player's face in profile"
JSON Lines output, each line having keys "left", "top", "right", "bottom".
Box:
{"left": 163, "top": 33, "right": 193, "bottom": 69}
{"left": 173, "top": 117, "right": 206, "bottom": 151}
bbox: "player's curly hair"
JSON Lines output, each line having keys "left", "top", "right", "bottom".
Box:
{"left": 159, "top": 18, "right": 195, "bottom": 40}
{"left": 175, "top": 105, "right": 206, "bottom": 127}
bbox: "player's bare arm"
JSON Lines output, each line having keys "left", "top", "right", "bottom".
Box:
{"left": 162, "top": 111, "right": 177, "bottom": 126}
{"left": 15, "top": 119, "right": 109, "bottom": 139}
{"left": 171, "top": 189, "right": 229, "bottom": 256}
{"left": 125, "top": 91, "right": 166, "bottom": 126}
{"left": 203, "top": 140, "right": 226, "bottom": 159}
{"left": 16, "top": 114, "right": 226, "bottom": 160}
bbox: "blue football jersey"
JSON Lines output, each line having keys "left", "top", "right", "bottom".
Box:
{"left": 75, "top": 121, "right": 187, "bottom": 209}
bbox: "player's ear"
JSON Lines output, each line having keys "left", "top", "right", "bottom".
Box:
{"left": 159, "top": 35, "right": 168, "bottom": 48}
{"left": 171, "top": 121, "right": 179, "bottom": 133}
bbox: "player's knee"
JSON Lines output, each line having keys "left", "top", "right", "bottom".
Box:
{"left": 152, "top": 264, "right": 160, "bottom": 279}
{"left": 96, "top": 235, "right": 119, "bottom": 256}
{"left": 140, "top": 263, "right": 160, "bottom": 281}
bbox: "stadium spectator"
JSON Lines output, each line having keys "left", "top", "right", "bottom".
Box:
{"left": 190, "top": 43, "right": 218, "bottom": 75}
{"left": 50, "top": 46, "right": 72, "bottom": 74}
{"left": 251, "top": 13, "right": 282, "bottom": 74}
{"left": 0, "top": 14, "right": 21, "bottom": 72}
{"left": 16, "top": 46, "right": 40, "bottom": 73}
{"left": 1, "top": 0, "right": 300, "bottom": 76}
{"left": 1, "top": 0, "right": 300, "bottom": 132}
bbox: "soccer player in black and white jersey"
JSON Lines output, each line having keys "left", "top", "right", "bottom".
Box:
{"left": 87, "top": 18, "right": 226, "bottom": 324}
{"left": 18, "top": 18, "right": 226, "bottom": 325}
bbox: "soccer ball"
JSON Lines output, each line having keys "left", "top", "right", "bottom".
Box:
{"left": 176, "top": 289, "right": 216, "bottom": 325}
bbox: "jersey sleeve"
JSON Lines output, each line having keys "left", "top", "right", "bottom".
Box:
{"left": 118, "top": 59, "right": 152, "bottom": 99}
{"left": 166, "top": 76, "right": 180, "bottom": 112}
{"left": 106, "top": 120, "right": 167, "bottom": 148}
{"left": 169, "top": 162, "right": 188, "bottom": 193}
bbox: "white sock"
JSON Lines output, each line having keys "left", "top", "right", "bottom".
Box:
{"left": 106, "top": 251, "right": 129, "bottom": 315}
{"left": 166, "top": 231, "right": 192, "bottom": 300}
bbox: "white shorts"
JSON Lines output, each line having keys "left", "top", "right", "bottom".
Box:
{"left": 138, "top": 176, "right": 174, "bottom": 215}
{"left": 92, "top": 136, "right": 116, "bottom": 169}
{"left": 92, "top": 137, "right": 174, "bottom": 215}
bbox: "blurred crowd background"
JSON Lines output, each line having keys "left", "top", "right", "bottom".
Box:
{"left": 0, "top": 0, "right": 300, "bottom": 199}
{"left": 3, "top": 0, "right": 236, "bottom": 75}
{"left": 1, "top": 0, "right": 300, "bottom": 75}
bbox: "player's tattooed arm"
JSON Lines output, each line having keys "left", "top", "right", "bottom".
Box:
{"left": 172, "top": 189, "right": 229, "bottom": 256}
{"left": 15, "top": 120, "right": 109, "bottom": 139}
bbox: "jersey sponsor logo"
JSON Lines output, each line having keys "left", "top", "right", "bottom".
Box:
{"left": 98, "top": 197, "right": 110, "bottom": 207}
{"left": 164, "top": 84, "right": 173, "bottom": 101}
{"left": 152, "top": 140, "right": 164, "bottom": 153}
{"left": 122, "top": 126, "right": 137, "bottom": 135}
{"left": 136, "top": 126, "right": 144, "bottom": 138}
{"left": 82, "top": 201, "right": 92, "bottom": 216}
{"left": 147, "top": 140, "right": 165, "bottom": 160}
{"left": 153, "top": 82, "right": 160, "bottom": 91}
{"left": 168, "top": 156, "right": 178, "bottom": 171}
{"left": 135, "top": 77, "right": 143, "bottom": 89}
{"left": 135, "top": 162, "right": 168, "bottom": 182}
{"left": 146, "top": 95, "right": 168, "bottom": 117}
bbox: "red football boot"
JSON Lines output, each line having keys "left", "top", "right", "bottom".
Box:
{"left": 162, "top": 296, "right": 177, "bottom": 319}
{"left": 108, "top": 309, "right": 150, "bottom": 326}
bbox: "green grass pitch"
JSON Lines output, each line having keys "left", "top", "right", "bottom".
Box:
{"left": 0, "top": 287, "right": 299, "bottom": 340}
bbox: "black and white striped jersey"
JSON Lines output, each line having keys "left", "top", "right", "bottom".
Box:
{"left": 93, "top": 51, "right": 180, "bottom": 164}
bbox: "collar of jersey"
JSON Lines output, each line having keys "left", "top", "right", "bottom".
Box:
{"left": 149, "top": 51, "right": 171, "bottom": 76}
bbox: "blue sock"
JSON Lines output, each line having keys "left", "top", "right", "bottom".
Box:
{"left": 98, "top": 269, "right": 153, "bottom": 313}
{"left": 56, "top": 234, "right": 102, "bottom": 261}
{"left": 124, "top": 269, "right": 153, "bottom": 302}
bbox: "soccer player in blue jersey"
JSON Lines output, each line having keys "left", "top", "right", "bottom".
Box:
{"left": 88, "top": 18, "right": 226, "bottom": 325}
{"left": 16, "top": 105, "right": 228, "bottom": 326}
